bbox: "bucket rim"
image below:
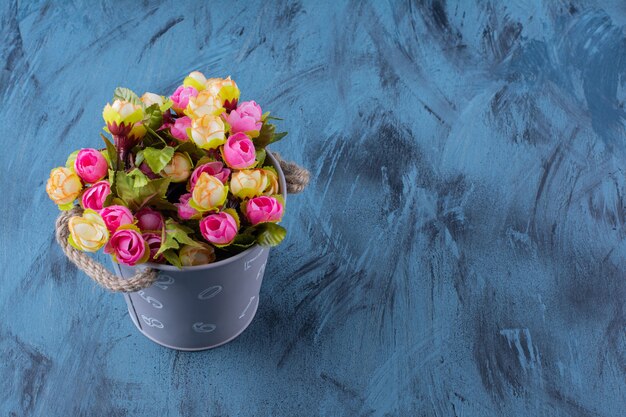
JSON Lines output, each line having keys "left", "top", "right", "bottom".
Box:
{"left": 127, "top": 150, "right": 287, "bottom": 273}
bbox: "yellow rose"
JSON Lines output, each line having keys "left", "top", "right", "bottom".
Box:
{"left": 68, "top": 210, "right": 109, "bottom": 252}
{"left": 102, "top": 99, "right": 146, "bottom": 138}
{"left": 191, "top": 173, "right": 228, "bottom": 211}
{"left": 262, "top": 167, "right": 280, "bottom": 195}
{"left": 141, "top": 92, "right": 164, "bottom": 107}
{"left": 185, "top": 90, "right": 225, "bottom": 119}
{"left": 190, "top": 114, "right": 226, "bottom": 150}
{"left": 160, "top": 152, "right": 192, "bottom": 183}
{"left": 183, "top": 71, "right": 208, "bottom": 91}
{"left": 206, "top": 77, "right": 240, "bottom": 106}
{"left": 179, "top": 243, "right": 216, "bottom": 266}
{"left": 46, "top": 167, "right": 83, "bottom": 206}
{"left": 230, "top": 169, "right": 269, "bottom": 199}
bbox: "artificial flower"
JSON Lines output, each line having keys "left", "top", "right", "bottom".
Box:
{"left": 179, "top": 243, "right": 216, "bottom": 266}
{"left": 46, "top": 167, "right": 83, "bottom": 206}
{"left": 68, "top": 209, "right": 109, "bottom": 252}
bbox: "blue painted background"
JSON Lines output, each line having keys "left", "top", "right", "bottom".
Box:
{"left": 1, "top": 0, "right": 626, "bottom": 415}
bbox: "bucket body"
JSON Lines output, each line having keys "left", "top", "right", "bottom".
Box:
{"left": 111, "top": 151, "right": 286, "bottom": 351}
{"left": 112, "top": 246, "right": 270, "bottom": 350}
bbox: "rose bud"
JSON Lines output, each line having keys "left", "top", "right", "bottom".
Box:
{"left": 179, "top": 243, "right": 216, "bottom": 266}
{"left": 99, "top": 205, "right": 134, "bottom": 233}
{"left": 190, "top": 114, "right": 226, "bottom": 150}
{"left": 170, "top": 116, "right": 191, "bottom": 141}
{"left": 200, "top": 211, "right": 238, "bottom": 246}
{"left": 105, "top": 226, "right": 149, "bottom": 266}
{"left": 135, "top": 207, "right": 164, "bottom": 232}
{"left": 170, "top": 85, "right": 198, "bottom": 115}
{"left": 185, "top": 90, "right": 225, "bottom": 119}
{"left": 68, "top": 209, "right": 109, "bottom": 252}
{"left": 74, "top": 148, "right": 108, "bottom": 183}
{"left": 160, "top": 152, "right": 192, "bottom": 183}
{"left": 46, "top": 167, "right": 83, "bottom": 206}
{"left": 141, "top": 92, "right": 166, "bottom": 108}
{"left": 138, "top": 161, "right": 159, "bottom": 179}
{"left": 175, "top": 193, "right": 199, "bottom": 220}
{"left": 191, "top": 173, "right": 228, "bottom": 212}
{"left": 189, "top": 161, "right": 230, "bottom": 190}
{"left": 183, "top": 71, "right": 208, "bottom": 92}
{"left": 102, "top": 99, "right": 146, "bottom": 139}
{"left": 81, "top": 180, "right": 111, "bottom": 211}
{"left": 221, "top": 132, "right": 256, "bottom": 169}
{"left": 261, "top": 167, "right": 280, "bottom": 195}
{"left": 142, "top": 232, "right": 164, "bottom": 263}
{"left": 245, "top": 196, "right": 284, "bottom": 225}
{"left": 206, "top": 77, "right": 239, "bottom": 111}
{"left": 225, "top": 101, "right": 262, "bottom": 137}
{"left": 230, "top": 169, "right": 268, "bottom": 199}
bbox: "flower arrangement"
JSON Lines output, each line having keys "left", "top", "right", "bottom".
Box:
{"left": 46, "top": 71, "right": 288, "bottom": 268}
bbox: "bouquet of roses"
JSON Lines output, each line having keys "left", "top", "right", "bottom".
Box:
{"left": 46, "top": 71, "right": 287, "bottom": 268}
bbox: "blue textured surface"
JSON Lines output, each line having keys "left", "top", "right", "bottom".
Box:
{"left": 1, "top": 0, "right": 626, "bottom": 415}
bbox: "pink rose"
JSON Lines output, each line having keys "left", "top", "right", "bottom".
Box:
{"left": 200, "top": 212, "right": 238, "bottom": 246}
{"left": 81, "top": 180, "right": 111, "bottom": 211}
{"left": 245, "top": 196, "right": 283, "bottom": 225}
{"left": 221, "top": 132, "right": 256, "bottom": 169}
{"left": 74, "top": 148, "right": 108, "bottom": 183}
{"left": 104, "top": 228, "right": 148, "bottom": 266}
{"left": 99, "top": 205, "right": 134, "bottom": 233}
{"left": 170, "top": 116, "right": 191, "bottom": 141}
{"left": 175, "top": 193, "right": 198, "bottom": 220}
{"left": 225, "top": 101, "right": 262, "bottom": 136}
{"left": 142, "top": 232, "right": 164, "bottom": 263}
{"left": 170, "top": 85, "right": 198, "bottom": 114}
{"left": 189, "top": 161, "right": 230, "bottom": 190}
{"left": 135, "top": 207, "right": 164, "bottom": 232}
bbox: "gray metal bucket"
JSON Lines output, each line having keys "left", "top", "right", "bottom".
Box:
{"left": 111, "top": 152, "right": 286, "bottom": 351}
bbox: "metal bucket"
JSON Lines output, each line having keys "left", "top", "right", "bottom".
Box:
{"left": 111, "top": 152, "right": 286, "bottom": 351}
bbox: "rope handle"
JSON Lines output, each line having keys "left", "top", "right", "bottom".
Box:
{"left": 55, "top": 154, "right": 310, "bottom": 292}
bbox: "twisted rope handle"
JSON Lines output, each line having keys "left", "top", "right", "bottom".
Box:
{"left": 55, "top": 155, "right": 310, "bottom": 292}
{"left": 56, "top": 207, "right": 159, "bottom": 292}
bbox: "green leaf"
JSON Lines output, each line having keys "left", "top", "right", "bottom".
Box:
{"left": 113, "top": 87, "right": 141, "bottom": 105}
{"left": 157, "top": 219, "right": 202, "bottom": 256}
{"left": 256, "top": 223, "right": 287, "bottom": 247}
{"left": 100, "top": 134, "right": 118, "bottom": 170}
{"left": 232, "top": 233, "right": 256, "bottom": 248}
{"left": 143, "top": 103, "right": 163, "bottom": 130}
{"left": 271, "top": 131, "right": 288, "bottom": 143}
{"left": 161, "top": 249, "right": 182, "bottom": 268}
{"left": 266, "top": 115, "right": 284, "bottom": 121}
{"left": 143, "top": 146, "right": 174, "bottom": 174}
{"left": 114, "top": 172, "right": 170, "bottom": 211}
{"left": 255, "top": 122, "right": 275, "bottom": 148}
{"left": 255, "top": 148, "right": 266, "bottom": 167}
{"left": 127, "top": 168, "right": 149, "bottom": 188}
{"left": 65, "top": 150, "right": 79, "bottom": 171}
{"left": 176, "top": 140, "right": 206, "bottom": 160}
{"left": 254, "top": 123, "right": 288, "bottom": 148}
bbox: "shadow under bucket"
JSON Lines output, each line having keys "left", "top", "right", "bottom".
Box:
{"left": 111, "top": 151, "right": 286, "bottom": 351}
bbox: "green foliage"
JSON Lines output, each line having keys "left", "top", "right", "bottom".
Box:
{"left": 156, "top": 219, "right": 202, "bottom": 256}
{"left": 138, "top": 146, "right": 174, "bottom": 174}
{"left": 143, "top": 104, "right": 163, "bottom": 130}
{"left": 255, "top": 148, "right": 266, "bottom": 167}
{"left": 114, "top": 171, "right": 171, "bottom": 211}
{"left": 255, "top": 122, "right": 288, "bottom": 148}
{"left": 161, "top": 249, "right": 182, "bottom": 268}
{"left": 255, "top": 223, "right": 287, "bottom": 247}
{"left": 113, "top": 87, "right": 141, "bottom": 105}
{"left": 100, "top": 134, "right": 118, "bottom": 170}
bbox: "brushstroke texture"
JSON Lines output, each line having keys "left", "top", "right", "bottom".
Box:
{"left": 1, "top": 0, "right": 625, "bottom": 415}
